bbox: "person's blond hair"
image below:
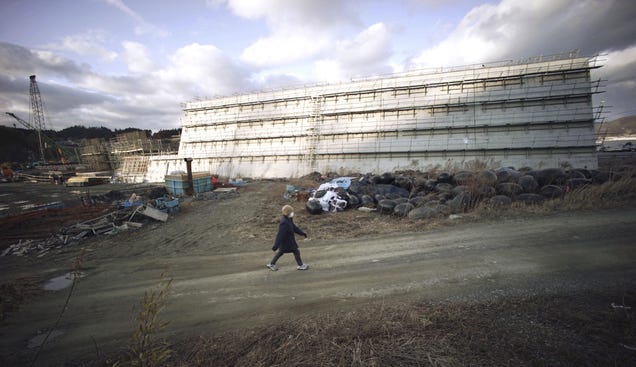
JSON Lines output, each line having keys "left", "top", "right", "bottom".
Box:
{"left": 281, "top": 205, "right": 294, "bottom": 216}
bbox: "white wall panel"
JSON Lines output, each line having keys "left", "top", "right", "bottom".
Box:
{"left": 147, "top": 56, "right": 600, "bottom": 181}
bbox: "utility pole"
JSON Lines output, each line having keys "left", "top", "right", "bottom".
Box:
{"left": 29, "top": 75, "right": 47, "bottom": 162}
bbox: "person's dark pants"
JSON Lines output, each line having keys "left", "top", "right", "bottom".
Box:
{"left": 270, "top": 249, "right": 303, "bottom": 266}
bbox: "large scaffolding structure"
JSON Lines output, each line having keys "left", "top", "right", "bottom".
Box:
{"left": 77, "top": 131, "right": 179, "bottom": 181}
{"left": 147, "top": 53, "right": 602, "bottom": 181}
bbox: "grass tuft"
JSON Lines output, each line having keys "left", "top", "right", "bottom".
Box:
{"left": 113, "top": 273, "right": 173, "bottom": 367}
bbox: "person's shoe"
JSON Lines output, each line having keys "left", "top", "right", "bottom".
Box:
{"left": 266, "top": 264, "right": 278, "bottom": 271}
{"left": 297, "top": 264, "right": 309, "bottom": 270}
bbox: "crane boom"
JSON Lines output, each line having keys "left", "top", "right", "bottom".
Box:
{"left": 29, "top": 75, "right": 47, "bottom": 162}
{"left": 6, "top": 112, "right": 36, "bottom": 130}
{"left": 5, "top": 111, "right": 58, "bottom": 162}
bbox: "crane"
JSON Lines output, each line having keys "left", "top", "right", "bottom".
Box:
{"left": 5, "top": 75, "right": 68, "bottom": 163}
{"left": 29, "top": 75, "right": 48, "bottom": 162}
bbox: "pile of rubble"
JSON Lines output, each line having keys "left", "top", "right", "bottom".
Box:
{"left": 1, "top": 190, "right": 180, "bottom": 257}
{"left": 304, "top": 167, "right": 612, "bottom": 219}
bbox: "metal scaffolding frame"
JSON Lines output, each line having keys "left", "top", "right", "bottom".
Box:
{"left": 167, "top": 54, "right": 602, "bottom": 178}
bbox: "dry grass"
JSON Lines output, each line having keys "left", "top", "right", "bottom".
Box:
{"left": 0, "top": 277, "right": 42, "bottom": 321}
{"left": 163, "top": 289, "right": 635, "bottom": 366}
{"left": 553, "top": 171, "right": 636, "bottom": 211}
{"left": 470, "top": 171, "right": 636, "bottom": 220}
{"left": 255, "top": 170, "right": 636, "bottom": 243}
{"left": 112, "top": 273, "right": 173, "bottom": 367}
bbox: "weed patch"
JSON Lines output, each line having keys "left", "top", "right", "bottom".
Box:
{"left": 165, "top": 289, "right": 635, "bottom": 366}
{"left": 112, "top": 273, "right": 173, "bottom": 367}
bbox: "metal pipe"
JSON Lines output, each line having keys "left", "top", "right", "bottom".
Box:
{"left": 184, "top": 158, "right": 194, "bottom": 196}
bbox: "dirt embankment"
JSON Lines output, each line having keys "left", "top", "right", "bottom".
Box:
{"left": 0, "top": 180, "right": 635, "bottom": 366}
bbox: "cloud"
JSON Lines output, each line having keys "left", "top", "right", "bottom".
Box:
{"left": 46, "top": 31, "right": 118, "bottom": 62}
{"left": 0, "top": 40, "right": 256, "bottom": 131}
{"left": 241, "top": 34, "right": 331, "bottom": 68}
{"left": 159, "top": 43, "right": 252, "bottom": 98}
{"left": 313, "top": 22, "right": 394, "bottom": 82}
{"left": 255, "top": 73, "right": 304, "bottom": 90}
{"left": 0, "top": 42, "right": 89, "bottom": 79}
{"left": 593, "top": 46, "right": 636, "bottom": 117}
{"left": 102, "top": 0, "right": 170, "bottom": 37}
{"left": 411, "top": 0, "right": 636, "bottom": 68}
{"left": 599, "top": 46, "right": 636, "bottom": 86}
{"left": 231, "top": 0, "right": 357, "bottom": 67}
{"left": 122, "top": 41, "right": 155, "bottom": 74}
{"left": 0, "top": 42, "right": 164, "bottom": 130}
{"left": 227, "top": 0, "right": 353, "bottom": 28}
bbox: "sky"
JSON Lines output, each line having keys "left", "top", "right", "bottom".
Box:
{"left": 0, "top": 0, "right": 635, "bottom": 132}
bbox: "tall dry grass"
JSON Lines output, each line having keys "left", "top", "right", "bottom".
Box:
{"left": 473, "top": 170, "right": 636, "bottom": 219}
{"left": 163, "top": 289, "right": 635, "bottom": 367}
{"left": 112, "top": 273, "right": 173, "bottom": 367}
{"left": 551, "top": 170, "right": 636, "bottom": 211}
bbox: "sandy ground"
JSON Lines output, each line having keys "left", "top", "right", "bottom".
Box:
{"left": 1, "top": 181, "right": 635, "bottom": 365}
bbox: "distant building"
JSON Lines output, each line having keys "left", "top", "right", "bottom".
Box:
{"left": 144, "top": 54, "right": 602, "bottom": 182}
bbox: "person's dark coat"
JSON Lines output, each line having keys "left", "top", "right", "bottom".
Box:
{"left": 272, "top": 215, "right": 306, "bottom": 253}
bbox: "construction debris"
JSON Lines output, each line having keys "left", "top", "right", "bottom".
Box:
{"left": 1, "top": 193, "right": 180, "bottom": 257}
{"left": 141, "top": 206, "right": 168, "bottom": 222}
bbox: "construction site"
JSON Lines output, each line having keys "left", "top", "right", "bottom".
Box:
{"left": 1, "top": 75, "right": 175, "bottom": 185}
{"left": 2, "top": 54, "right": 605, "bottom": 185}
{"left": 2, "top": 54, "right": 636, "bottom": 366}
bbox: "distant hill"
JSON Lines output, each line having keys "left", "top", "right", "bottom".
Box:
{"left": 601, "top": 115, "right": 636, "bottom": 137}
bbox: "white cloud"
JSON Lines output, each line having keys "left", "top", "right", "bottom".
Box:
{"left": 411, "top": 1, "right": 509, "bottom": 68}
{"left": 159, "top": 43, "right": 251, "bottom": 98}
{"left": 241, "top": 35, "right": 331, "bottom": 67}
{"left": 411, "top": 0, "right": 636, "bottom": 69}
{"left": 312, "top": 22, "right": 393, "bottom": 82}
{"left": 47, "top": 31, "right": 118, "bottom": 62}
{"left": 122, "top": 41, "right": 155, "bottom": 74}
{"left": 593, "top": 45, "right": 636, "bottom": 117}
{"left": 313, "top": 59, "right": 342, "bottom": 83}
{"left": 102, "top": 0, "right": 170, "bottom": 37}
{"left": 231, "top": 0, "right": 357, "bottom": 67}
{"left": 227, "top": 0, "right": 351, "bottom": 27}
{"left": 337, "top": 23, "right": 392, "bottom": 68}
{"left": 601, "top": 46, "right": 636, "bottom": 84}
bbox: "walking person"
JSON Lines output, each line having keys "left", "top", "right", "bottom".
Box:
{"left": 267, "top": 205, "right": 309, "bottom": 271}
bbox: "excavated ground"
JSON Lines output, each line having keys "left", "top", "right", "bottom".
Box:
{"left": 0, "top": 179, "right": 635, "bottom": 366}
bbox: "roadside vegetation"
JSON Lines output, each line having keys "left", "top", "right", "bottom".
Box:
{"left": 164, "top": 289, "right": 635, "bottom": 366}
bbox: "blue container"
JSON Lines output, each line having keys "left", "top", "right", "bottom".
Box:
{"left": 165, "top": 175, "right": 211, "bottom": 195}
{"left": 192, "top": 176, "right": 211, "bottom": 193}
{"left": 165, "top": 179, "right": 188, "bottom": 195}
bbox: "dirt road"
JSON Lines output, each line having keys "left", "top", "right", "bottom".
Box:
{"left": 1, "top": 181, "right": 635, "bottom": 365}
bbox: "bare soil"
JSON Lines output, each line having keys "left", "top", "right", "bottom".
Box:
{"left": 0, "top": 180, "right": 635, "bottom": 366}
